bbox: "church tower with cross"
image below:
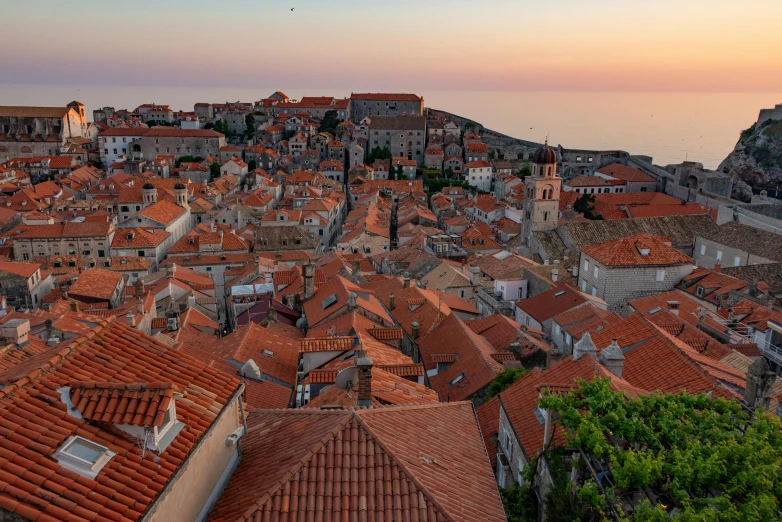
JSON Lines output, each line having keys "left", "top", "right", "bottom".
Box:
{"left": 521, "top": 142, "right": 561, "bottom": 246}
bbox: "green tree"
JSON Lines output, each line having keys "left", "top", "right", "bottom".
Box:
{"left": 209, "top": 162, "right": 221, "bottom": 180}
{"left": 319, "top": 110, "right": 340, "bottom": 134}
{"left": 532, "top": 378, "right": 782, "bottom": 522}
{"left": 488, "top": 368, "right": 527, "bottom": 398}
{"left": 175, "top": 155, "right": 203, "bottom": 167}
{"left": 283, "top": 130, "right": 296, "bottom": 141}
{"left": 247, "top": 159, "right": 257, "bottom": 171}
{"left": 245, "top": 113, "right": 256, "bottom": 140}
{"left": 147, "top": 120, "right": 158, "bottom": 128}
{"left": 573, "top": 193, "right": 603, "bottom": 220}
{"left": 518, "top": 163, "right": 532, "bottom": 179}
{"left": 366, "top": 146, "right": 392, "bottom": 164}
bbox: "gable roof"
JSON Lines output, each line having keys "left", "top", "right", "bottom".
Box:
{"left": 418, "top": 313, "right": 503, "bottom": 401}
{"left": 582, "top": 233, "right": 693, "bottom": 267}
{"left": 0, "top": 318, "right": 241, "bottom": 522}
{"left": 516, "top": 284, "right": 587, "bottom": 323}
{"left": 207, "top": 403, "right": 505, "bottom": 522}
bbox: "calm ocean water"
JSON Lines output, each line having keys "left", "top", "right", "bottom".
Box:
{"left": 2, "top": 84, "right": 780, "bottom": 169}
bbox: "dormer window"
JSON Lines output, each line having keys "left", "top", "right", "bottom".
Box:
{"left": 54, "top": 435, "right": 115, "bottom": 480}
{"left": 638, "top": 247, "right": 650, "bottom": 256}
{"left": 695, "top": 285, "right": 704, "bottom": 297}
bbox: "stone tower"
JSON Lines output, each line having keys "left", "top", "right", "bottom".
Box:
{"left": 521, "top": 142, "right": 560, "bottom": 246}
{"left": 174, "top": 181, "right": 189, "bottom": 210}
{"left": 142, "top": 181, "right": 158, "bottom": 207}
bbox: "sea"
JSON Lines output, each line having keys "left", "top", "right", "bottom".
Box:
{"left": 2, "top": 84, "right": 780, "bottom": 170}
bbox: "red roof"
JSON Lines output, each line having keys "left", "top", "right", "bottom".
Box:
{"left": 582, "top": 233, "right": 694, "bottom": 267}
{"left": 0, "top": 262, "right": 39, "bottom": 278}
{"left": 516, "top": 284, "right": 587, "bottom": 323}
{"left": 350, "top": 93, "right": 423, "bottom": 101}
{"left": 596, "top": 163, "right": 656, "bottom": 183}
{"left": 68, "top": 268, "right": 123, "bottom": 301}
{"left": 418, "top": 313, "right": 503, "bottom": 402}
{"left": 0, "top": 318, "right": 240, "bottom": 522}
{"left": 207, "top": 403, "right": 505, "bottom": 522}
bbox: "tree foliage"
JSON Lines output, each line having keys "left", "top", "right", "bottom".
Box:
{"left": 209, "top": 162, "right": 221, "bottom": 181}
{"left": 319, "top": 110, "right": 340, "bottom": 134}
{"left": 366, "top": 146, "right": 392, "bottom": 164}
{"left": 245, "top": 113, "right": 256, "bottom": 140}
{"left": 518, "top": 163, "right": 532, "bottom": 179}
{"left": 574, "top": 193, "right": 603, "bottom": 220}
{"left": 175, "top": 155, "right": 203, "bottom": 167}
{"left": 489, "top": 368, "right": 527, "bottom": 398}
{"left": 534, "top": 378, "right": 782, "bottom": 522}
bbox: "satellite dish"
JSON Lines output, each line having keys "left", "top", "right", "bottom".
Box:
{"left": 334, "top": 367, "right": 358, "bottom": 391}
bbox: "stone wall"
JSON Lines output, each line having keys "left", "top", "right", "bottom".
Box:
{"left": 692, "top": 236, "right": 776, "bottom": 269}
{"left": 577, "top": 254, "right": 694, "bottom": 310}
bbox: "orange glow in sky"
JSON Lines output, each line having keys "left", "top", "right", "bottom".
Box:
{"left": 2, "top": 0, "right": 781, "bottom": 91}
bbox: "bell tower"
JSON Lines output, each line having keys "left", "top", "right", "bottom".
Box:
{"left": 521, "top": 142, "right": 560, "bottom": 246}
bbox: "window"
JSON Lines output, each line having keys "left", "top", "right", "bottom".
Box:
{"left": 581, "top": 280, "right": 587, "bottom": 292}
{"left": 656, "top": 269, "right": 666, "bottom": 282}
{"left": 734, "top": 256, "right": 741, "bottom": 267}
{"left": 591, "top": 286, "right": 597, "bottom": 296}
{"left": 138, "top": 250, "right": 145, "bottom": 257}
{"left": 593, "top": 266, "right": 598, "bottom": 278}
{"left": 583, "top": 259, "right": 589, "bottom": 272}
{"left": 54, "top": 435, "right": 115, "bottom": 479}
{"left": 700, "top": 244, "right": 706, "bottom": 256}
{"left": 695, "top": 285, "right": 704, "bottom": 297}
{"left": 450, "top": 374, "right": 464, "bottom": 386}
{"left": 716, "top": 250, "right": 723, "bottom": 261}
{"left": 206, "top": 267, "right": 212, "bottom": 272}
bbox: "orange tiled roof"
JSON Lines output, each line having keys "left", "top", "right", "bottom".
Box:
{"left": 68, "top": 268, "right": 123, "bottom": 301}
{"left": 207, "top": 403, "right": 505, "bottom": 522}
{"left": 69, "top": 382, "right": 178, "bottom": 428}
{"left": 0, "top": 318, "right": 240, "bottom": 522}
{"left": 582, "top": 233, "right": 693, "bottom": 267}
{"left": 419, "top": 313, "right": 503, "bottom": 402}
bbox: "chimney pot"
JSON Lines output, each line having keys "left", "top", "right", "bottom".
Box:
{"left": 70, "top": 301, "right": 79, "bottom": 313}
{"left": 389, "top": 294, "right": 395, "bottom": 311}
{"left": 411, "top": 321, "right": 420, "bottom": 340}
{"left": 713, "top": 263, "right": 721, "bottom": 273}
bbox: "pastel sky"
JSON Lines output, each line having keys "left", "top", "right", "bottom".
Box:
{"left": 2, "top": 0, "right": 781, "bottom": 91}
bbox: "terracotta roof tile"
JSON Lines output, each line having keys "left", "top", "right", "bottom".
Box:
{"left": 582, "top": 233, "right": 693, "bottom": 267}
{"left": 208, "top": 402, "right": 504, "bottom": 522}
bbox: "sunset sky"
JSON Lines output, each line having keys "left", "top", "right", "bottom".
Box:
{"left": 3, "top": 0, "right": 782, "bottom": 92}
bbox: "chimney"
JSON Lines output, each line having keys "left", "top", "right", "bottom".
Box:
{"left": 353, "top": 259, "right": 361, "bottom": 276}
{"left": 573, "top": 332, "right": 597, "bottom": 361}
{"left": 70, "top": 301, "right": 79, "bottom": 313}
{"left": 303, "top": 262, "right": 315, "bottom": 300}
{"left": 266, "top": 306, "right": 279, "bottom": 324}
{"left": 167, "top": 263, "right": 176, "bottom": 279}
{"left": 1, "top": 319, "right": 30, "bottom": 345}
{"left": 744, "top": 357, "right": 776, "bottom": 410}
{"left": 355, "top": 349, "right": 374, "bottom": 407}
{"left": 187, "top": 295, "right": 196, "bottom": 309}
{"left": 403, "top": 276, "right": 410, "bottom": 289}
{"left": 599, "top": 339, "right": 625, "bottom": 378}
{"left": 469, "top": 266, "right": 481, "bottom": 285}
{"left": 411, "top": 321, "right": 420, "bottom": 340}
{"left": 666, "top": 300, "right": 680, "bottom": 316}
{"left": 389, "top": 294, "right": 395, "bottom": 311}
{"left": 126, "top": 313, "right": 136, "bottom": 327}
{"left": 551, "top": 269, "right": 559, "bottom": 283}
{"left": 713, "top": 263, "right": 721, "bottom": 273}
{"left": 348, "top": 292, "right": 358, "bottom": 310}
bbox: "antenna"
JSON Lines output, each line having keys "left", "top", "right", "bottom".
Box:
{"left": 335, "top": 367, "right": 358, "bottom": 390}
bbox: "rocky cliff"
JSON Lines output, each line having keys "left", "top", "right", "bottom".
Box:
{"left": 719, "top": 118, "right": 782, "bottom": 189}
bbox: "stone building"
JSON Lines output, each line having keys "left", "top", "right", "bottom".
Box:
{"left": 368, "top": 116, "right": 426, "bottom": 166}
{"left": 137, "top": 128, "right": 226, "bottom": 160}
{"left": 349, "top": 93, "right": 424, "bottom": 120}
{"left": 0, "top": 102, "right": 88, "bottom": 160}
{"left": 12, "top": 221, "right": 115, "bottom": 261}
{"left": 0, "top": 262, "right": 53, "bottom": 310}
{"left": 692, "top": 222, "right": 782, "bottom": 269}
{"left": 98, "top": 128, "right": 148, "bottom": 166}
{"left": 578, "top": 233, "right": 695, "bottom": 310}
{"left": 521, "top": 144, "right": 560, "bottom": 246}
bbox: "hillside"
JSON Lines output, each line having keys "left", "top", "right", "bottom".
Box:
{"left": 719, "top": 118, "right": 782, "bottom": 188}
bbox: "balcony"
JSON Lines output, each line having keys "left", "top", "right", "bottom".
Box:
{"left": 477, "top": 285, "right": 515, "bottom": 317}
